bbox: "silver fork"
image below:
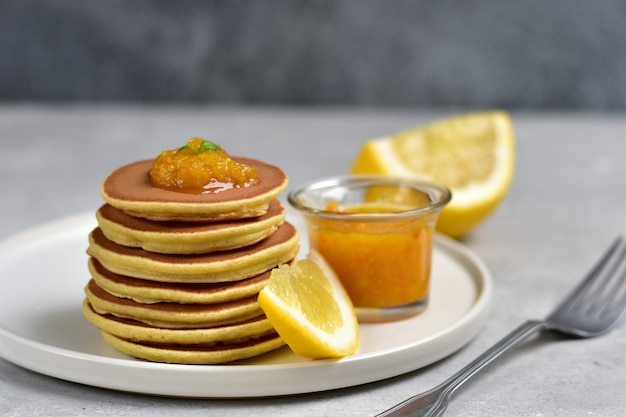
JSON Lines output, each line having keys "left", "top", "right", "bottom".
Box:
{"left": 376, "top": 236, "right": 626, "bottom": 417}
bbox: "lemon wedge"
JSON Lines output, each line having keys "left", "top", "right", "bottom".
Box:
{"left": 258, "top": 251, "right": 359, "bottom": 359}
{"left": 350, "top": 111, "right": 515, "bottom": 238}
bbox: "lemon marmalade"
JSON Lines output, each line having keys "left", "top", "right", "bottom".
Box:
{"left": 149, "top": 138, "right": 259, "bottom": 194}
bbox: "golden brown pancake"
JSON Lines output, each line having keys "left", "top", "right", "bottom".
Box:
{"left": 85, "top": 279, "right": 263, "bottom": 328}
{"left": 100, "top": 330, "right": 285, "bottom": 364}
{"left": 101, "top": 158, "right": 288, "bottom": 221}
{"left": 87, "top": 222, "right": 299, "bottom": 283}
{"left": 96, "top": 199, "right": 286, "bottom": 254}
{"left": 82, "top": 300, "right": 276, "bottom": 345}
{"left": 88, "top": 257, "right": 278, "bottom": 304}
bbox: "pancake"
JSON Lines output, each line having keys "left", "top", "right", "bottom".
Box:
{"left": 96, "top": 199, "right": 286, "bottom": 254}
{"left": 100, "top": 330, "right": 286, "bottom": 364}
{"left": 85, "top": 280, "right": 263, "bottom": 328}
{"left": 101, "top": 158, "right": 288, "bottom": 221}
{"left": 82, "top": 300, "right": 276, "bottom": 345}
{"left": 87, "top": 222, "right": 299, "bottom": 283}
{"left": 88, "top": 257, "right": 280, "bottom": 304}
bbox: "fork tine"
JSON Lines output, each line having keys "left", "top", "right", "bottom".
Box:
{"left": 600, "top": 271, "right": 626, "bottom": 320}
{"left": 578, "top": 237, "right": 626, "bottom": 316}
{"left": 547, "top": 235, "right": 626, "bottom": 337}
{"left": 550, "top": 236, "right": 624, "bottom": 316}
{"left": 596, "top": 257, "right": 626, "bottom": 320}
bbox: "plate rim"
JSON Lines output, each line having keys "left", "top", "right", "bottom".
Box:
{"left": 0, "top": 212, "right": 492, "bottom": 398}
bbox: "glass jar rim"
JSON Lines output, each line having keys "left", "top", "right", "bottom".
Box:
{"left": 288, "top": 175, "right": 452, "bottom": 221}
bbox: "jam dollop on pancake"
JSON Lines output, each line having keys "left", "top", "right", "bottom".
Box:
{"left": 149, "top": 138, "right": 259, "bottom": 194}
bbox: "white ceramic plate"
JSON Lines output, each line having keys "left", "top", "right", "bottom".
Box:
{"left": 0, "top": 212, "right": 492, "bottom": 398}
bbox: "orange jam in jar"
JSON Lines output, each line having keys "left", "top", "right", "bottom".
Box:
{"left": 307, "top": 202, "right": 435, "bottom": 309}
{"left": 289, "top": 176, "right": 451, "bottom": 322}
{"left": 149, "top": 138, "right": 258, "bottom": 194}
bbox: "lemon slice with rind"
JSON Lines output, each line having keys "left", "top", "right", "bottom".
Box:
{"left": 258, "top": 251, "right": 359, "bottom": 359}
{"left": 350, "top": 111, "right": 515, "bottom": 238}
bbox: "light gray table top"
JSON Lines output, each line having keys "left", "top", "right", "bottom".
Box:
{"left": 1, "top": 105, "right": 625, "bottom": 416}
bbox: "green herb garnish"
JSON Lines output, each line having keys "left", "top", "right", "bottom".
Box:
{"left": 177, "top": 139, "right": 222, "bottom": 153}
{"left": 177, "top": 145, "right": 198, "bottom": 153}
{"left": 199, "top": 140, "right": 222, "bottom": 152}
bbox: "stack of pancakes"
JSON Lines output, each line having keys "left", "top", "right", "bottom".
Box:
{"left": 82, "top": 158, "right": 299, "bottom": 364}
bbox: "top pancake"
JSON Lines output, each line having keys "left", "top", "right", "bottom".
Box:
{"left": 101, "top": 158, "right": 288, "bottom": 221}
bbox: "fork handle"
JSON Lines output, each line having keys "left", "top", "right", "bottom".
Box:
{"left": 377, "top": 320, "right": 547, "bottom": 417}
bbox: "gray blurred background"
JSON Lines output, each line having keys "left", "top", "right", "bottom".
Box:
{"left": 2, "top": 0, "right": 626, "bottom": 109}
